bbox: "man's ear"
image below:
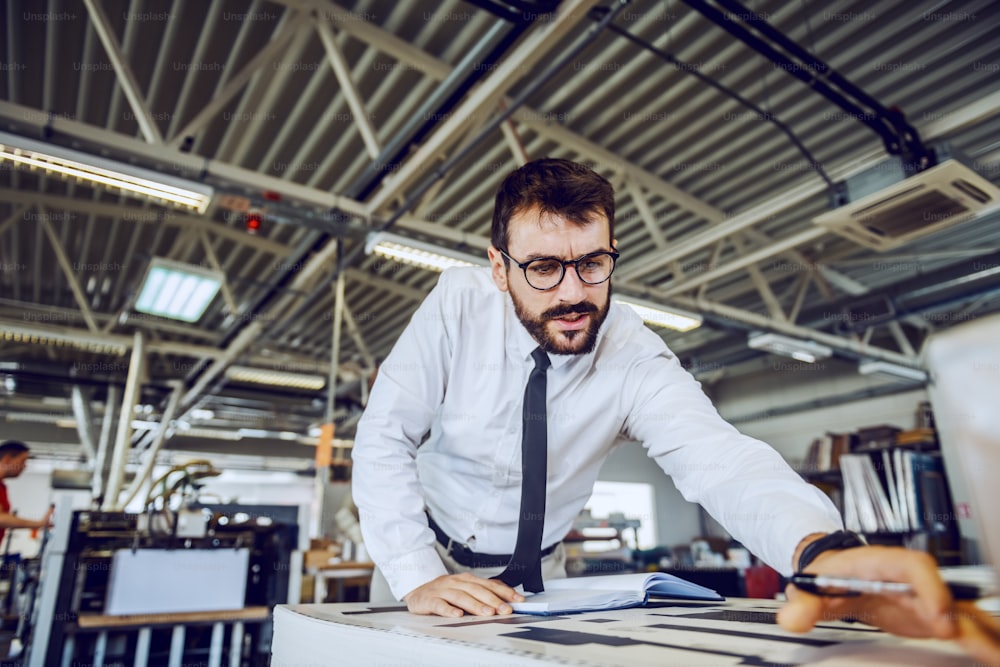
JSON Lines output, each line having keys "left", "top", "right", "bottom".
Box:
{"left": 488, "top": 246, "right": 508, "bottom": 292}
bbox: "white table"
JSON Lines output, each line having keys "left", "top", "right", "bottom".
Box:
{"left": 272, "top": 597, "right": 984, "bottom": 666}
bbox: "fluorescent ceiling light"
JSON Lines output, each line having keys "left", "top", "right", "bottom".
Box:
{"left": 0, "top": 326, "right": 128, "bottom": 355}
{"left": 748, "top": 332, "right": 833, "bottom": 363}
{"left": 226, "top": 365, "right": 326, "bottom": 391}
{"left": 135, "top": 258, "right": 223, "bottom": 323}
{"left": 614, "top": 297, "right": 702, "bottom": 332}
{"left": 859, "top": 360, "right": 927, "bottom": 383}
{"left": 0, "top": 131, "right": 213, "bottom": 213}
{"left": 365, "top": 232, "right": 488, "bottom": 272}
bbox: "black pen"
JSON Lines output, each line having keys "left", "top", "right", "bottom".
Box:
{"left": 789, "top": 574, "right": 982, "bottom": 600}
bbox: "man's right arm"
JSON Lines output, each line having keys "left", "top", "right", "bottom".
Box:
{"left": 353, "top": 271, "right": 525, "bottom": 616}
{"left": 352, "top": 272, "right": 484, "bottom": 602}
{"left": 351, "top": 279, "right": 451, "bottom": 599}
{"left": 0, "top": 508, "right": 51, "bottom": 529}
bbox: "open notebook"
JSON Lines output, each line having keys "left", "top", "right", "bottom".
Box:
{"left": 510, "top": 571, "right": 724, "bottom": 615}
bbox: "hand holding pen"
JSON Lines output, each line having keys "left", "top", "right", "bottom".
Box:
{"left": 776, "top": 544, "right": 1000, "bottom": 665}
{"left": 788, "top": 573, "right": 982, "bottom": 601}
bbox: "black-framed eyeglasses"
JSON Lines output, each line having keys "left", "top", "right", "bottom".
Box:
{"left": 499, "top": 248, "right": 619, "bottom": 291}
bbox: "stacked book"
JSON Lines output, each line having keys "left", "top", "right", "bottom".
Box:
{"left": 840, "top": 449, "right": 952, "bottom": 535}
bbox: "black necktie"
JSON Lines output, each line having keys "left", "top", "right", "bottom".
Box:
{"left": 497, "top": 347, "right": 550, "bottom": 593}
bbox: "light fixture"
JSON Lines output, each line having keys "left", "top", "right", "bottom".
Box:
{"left": 858, "top": 360, "right": 927, "bottom": 383}
{"left": 0, "top": 326, "right": 129, "bottom": 355}
{"left": 365, "top": 232, "right": 488, "bottom": 272}
{"left": 135, "top": 258, "right": 224, "bottom": 323}
{"left": 225, "top": 365, "right": 326, "bottom": 391}
{"left": 747, "top": 332, "right": 833, "bottom": 363}
{"left": 0, "top": 131, "right": 213, "bottom": 213}
{"left": 614, "top": 297, "right": 702, "bottom": 332}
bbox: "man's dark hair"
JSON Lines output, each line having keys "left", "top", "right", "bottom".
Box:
{"left": 0, "top": 441, "right": 30, "bottom": 459}
{"left": 491, "top": 158, "right": 615, "bottom": 258}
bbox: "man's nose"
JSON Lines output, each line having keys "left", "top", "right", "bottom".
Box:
{"left": 555, "top": 264, "right": 587, "bottom": 302}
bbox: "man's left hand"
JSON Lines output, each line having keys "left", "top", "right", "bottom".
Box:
{"left": 776, "top": 545, "right": 1000, "bottom": 664}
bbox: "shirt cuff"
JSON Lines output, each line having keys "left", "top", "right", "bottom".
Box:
{"left": 380, "top": 546, "right": 449, "bottom": 601}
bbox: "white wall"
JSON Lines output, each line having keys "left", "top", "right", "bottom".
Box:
{"left": 597, "top": 441, "right": 702, "bottom": 549}
{"left": 712, "top": 360, "right": 929, "bottom": 464}
{"left": 4, "top": 461, "right": 91, "bottom": 557}
{"left": 730, "top": 389, "right": 928, "bottom": 463}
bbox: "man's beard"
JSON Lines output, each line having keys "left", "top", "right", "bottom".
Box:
{"left": 510, "top": 286, "right": 611, "bottom": 356}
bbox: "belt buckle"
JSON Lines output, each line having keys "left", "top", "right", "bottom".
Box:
{"left": 445, "top": 537, "right": 464, "bottom": 557}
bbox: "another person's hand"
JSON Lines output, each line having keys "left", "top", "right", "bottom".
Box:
{"left": 403, "top": 573, "right": 524, "bottom": 618}
{"left": 776, "top": 545, "right": 1000, "bottom": 664}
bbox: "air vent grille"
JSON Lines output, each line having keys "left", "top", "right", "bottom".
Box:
{"left": 814, "top": 160, "right": 1000, "bottom": 250}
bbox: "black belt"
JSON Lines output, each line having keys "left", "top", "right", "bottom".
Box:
{"left": 427, "top": 514, "right": 557, "bottom": 569}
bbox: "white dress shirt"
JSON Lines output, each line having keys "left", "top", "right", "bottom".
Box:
{"left": 352, "top": 267, "right": 842, "bottom": 599}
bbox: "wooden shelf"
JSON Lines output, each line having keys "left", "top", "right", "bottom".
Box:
{"left": 76, "top": 606, "right": 271, "bottom": 630}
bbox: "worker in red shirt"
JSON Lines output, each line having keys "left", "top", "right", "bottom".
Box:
{"left": 0, "top": 441, "right": 53, "bottom": 545}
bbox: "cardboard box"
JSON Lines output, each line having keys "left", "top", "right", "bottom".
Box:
{"left": 304, "top": 548, "right": 341, "bottom": 570}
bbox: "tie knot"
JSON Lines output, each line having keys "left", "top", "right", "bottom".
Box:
{"left": 531, "top": 347, "right": 550, "bottom": 371}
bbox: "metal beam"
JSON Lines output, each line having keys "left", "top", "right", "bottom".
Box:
{"left": 648, "top": 227, "right": 826, "bottom": 298}
{"left": 293, "top": 0, "right": 740, "bottom": 240}
{"left": 697, "top": 240, "right": 726, "bottom": 300}
{"left": 199, "top": 231, "right": 239, "bottom": 313}
{"left": 343, "top": 268, "right": 427, "bottom": 303}
{"left": 91, "top": 384, "right": 117, "bottom": 501}
{"left": 82, "top": 0, "right": 164, "bottom": 145}
{"left": 119, "top": 382, "right": 184, "bottom": 509}
{"left": 316, "top": 22, "right": 381, "bottom": 159}
{"left": 887, "top": 321, "right": 916, "bottom": 357}
{"left": 618, "top": 93, "right": 1000, "bottom": 284}
{"left": 624, "top": 178, "right": 668, "bottom": 249}
{"left": 104, "top": 331, "right": 145, "bottom": 510}
{"left": 669, "top": 293, "right": 919, "bottom": 366}
{"left": 326, "top": 271, "right": 346, "bottom": 422}
{"left": 0, "top": 189, "right": 291, "bottom": 256}
{"left": 816, "top": 264, "right": 869, "bottom": 297}
{"left": 499, "top": 118, "right": 529, "bottom": 166}
{"left": 395, "top": 214, "right": 492, "bottom": 250}
{"left": 512, "top": 104, "right": 727, "bottom": 225}
{"left": 731, "top": 232, "right": 787, "bottom": 322}
{"left": 0, "top": 204, "right": 26, "bottom": 237}
{"left": 70, "top": 385, "right": 98, "bottom": 464}
{"left": 341, "top": 302, "right": 375, "bottom": 369}
{"left": 276, "top": 1, "right": 451, "bottom": 79}
{"left": 919, "top": 88, "right": 1000, "bottom": 139}
{"left": 0, "top": 100, "right": 368, "bottom": 218}
{"left": 787, "top": 272, "right": 812, "bottom": 323}
{"left": 39, "top": 214, "right": 100, "bottom": 332}
{"left": 364, "top": 0, "right": 602, "bottom": 217}
{"left": 167, "top": 12, "right": 310, "bottom": 148}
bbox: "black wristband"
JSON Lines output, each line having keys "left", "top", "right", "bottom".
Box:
{"left": 796, "top": 530, "right": 867, "bottom": 572}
